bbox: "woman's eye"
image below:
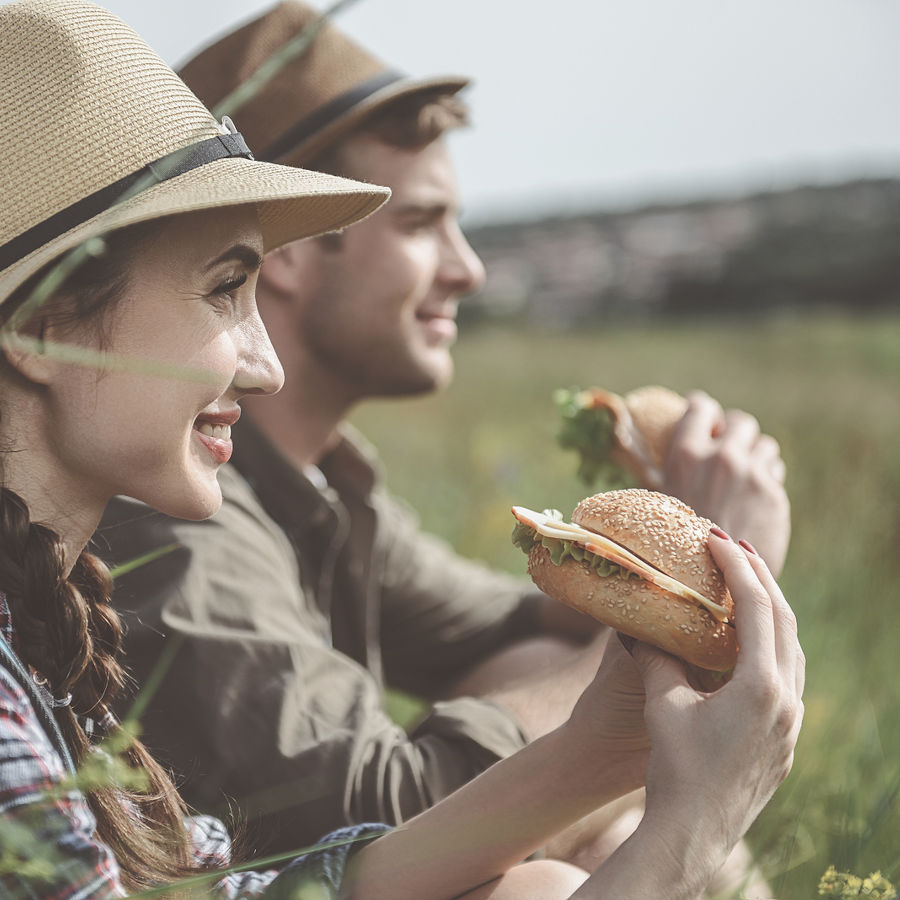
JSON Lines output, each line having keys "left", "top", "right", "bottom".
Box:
{"left": 210, "top": 273, "right": 248, "bottom": 309}
{"left": 218, "top": 273, "right": 248, "bottom": 296}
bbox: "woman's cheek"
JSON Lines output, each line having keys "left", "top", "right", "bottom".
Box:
{"left": 190, "top": 331, "right": 240, "bottom": 389}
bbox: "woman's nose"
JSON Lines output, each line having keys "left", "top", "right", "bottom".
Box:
{"left": 232, "top": 312, "right": 285, "bottom": 397}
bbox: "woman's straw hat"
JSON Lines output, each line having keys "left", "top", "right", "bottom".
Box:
{"left": 179, "top": 1, "right": 469, "bottom": 167}
{"left": 0, "top": 0, "right": 390, "bottom": 304}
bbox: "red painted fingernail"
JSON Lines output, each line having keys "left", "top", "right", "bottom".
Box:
{"left": 739, "top": 539, "right": 758, "bottom": 555}
{"left": 710, "top": 527, "right": 731, "bottom": 541}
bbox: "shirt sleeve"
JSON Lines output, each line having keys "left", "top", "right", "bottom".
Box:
{"left": 374, "top": 488, "right": 545, "bottom": 696}
{"left": 98, "top": 468, "right": 529, "bottom": 857}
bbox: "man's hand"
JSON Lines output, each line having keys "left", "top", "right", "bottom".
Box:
{"left": 662, "top": 391, "right": 791, "bottom": 574}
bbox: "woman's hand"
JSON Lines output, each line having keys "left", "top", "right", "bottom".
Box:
{"left": 566, "top": 634, "right": 651, "bottom": 775}
{"left": 631, "top": 531, "right": 804, "bottom": 871}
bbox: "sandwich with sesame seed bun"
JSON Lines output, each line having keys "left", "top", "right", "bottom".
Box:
{"left": 512, "top": 489, "right": 737, "bottom": 671}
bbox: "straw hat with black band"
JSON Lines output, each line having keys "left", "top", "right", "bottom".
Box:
{"left": 178, "top": 0, "right": 470, "bottom": 167}
{"left": 0, "top": 0, "right": 390, "bottom": 306}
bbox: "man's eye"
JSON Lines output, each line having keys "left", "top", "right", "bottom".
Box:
{"left": 403, "top": 217, "right": 438, "bottom": 233}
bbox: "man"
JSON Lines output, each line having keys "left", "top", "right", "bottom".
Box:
{"left": 99, "top": 1, "right": 790, "bottom": 872}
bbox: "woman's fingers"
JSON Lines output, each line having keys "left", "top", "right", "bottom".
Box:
{"left": 629, "top": 639, "right": 691, "bottom": 702}
{"left": 739, "top": 546, "right": 805, "bottom": 699}
{"left": 708, "top": 533, "right": 777, "bottom": 675}
{"left": 710, "top": 532, "right": 805, "bottom": 712}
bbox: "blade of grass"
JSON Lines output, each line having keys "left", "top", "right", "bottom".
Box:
{"left": 0, "top": 334, "right": 224, "bottom": 385}
{"left": 124, "top": 632, "right": 185, "bottom": 727}
{"left": 109, "top": 543, "right": 180, "bottom": 580}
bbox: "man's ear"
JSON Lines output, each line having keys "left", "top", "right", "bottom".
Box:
{"left": 0, "top": 323, "right": 54, "bottom": 385}
{"left": 260, "top": 233, "right": 342, "bottom": 299}
{"left": 259, "top": 241, "right": 308, "bottom": 298}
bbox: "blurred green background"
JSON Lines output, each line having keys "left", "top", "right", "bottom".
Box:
{"left": 353, "top": 310, "right": 900, "bottom": 896}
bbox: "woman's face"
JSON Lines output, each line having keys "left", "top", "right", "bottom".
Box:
{"left": 46, "top": 206, "right": 284, "bottom": 520}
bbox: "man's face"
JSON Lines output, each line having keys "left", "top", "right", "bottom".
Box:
{"left": 269, "top": 133, "right": 485, "bottom": 398}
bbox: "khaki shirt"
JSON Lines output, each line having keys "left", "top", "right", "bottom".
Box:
{"left": 99, "top": 419, "right": 542, "bottom": 853}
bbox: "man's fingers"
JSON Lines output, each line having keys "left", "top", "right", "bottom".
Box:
{"left": 752, "top": 434, "right": 787, "bottom": 483}
{"left": 668, "top": 392, "right": 724, "bottom": 453}
{"left": 719, "top": 409, "right": 761, "bottom": 450}
{"left": 664, "top": 392, "right": 724, "bottom": 491}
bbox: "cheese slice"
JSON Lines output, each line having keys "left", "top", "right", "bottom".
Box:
{"left": 511, "top": 506, "right": 729, "bottom": 622}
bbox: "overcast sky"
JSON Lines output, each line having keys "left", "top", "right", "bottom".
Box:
{"left": 90, "top": 1, "right": 900, "bottom": 221}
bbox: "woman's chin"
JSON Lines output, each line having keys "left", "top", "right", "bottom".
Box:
{"left": 140, "top": 480, "right": 223, "bottom": 522}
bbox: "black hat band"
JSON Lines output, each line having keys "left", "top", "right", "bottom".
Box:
{"left": 0, "top": 130, "right": 254, "bottom": 274}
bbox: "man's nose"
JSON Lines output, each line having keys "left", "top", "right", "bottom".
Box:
{"left": 441, "top": 225, "right": 486, "bottom": 295}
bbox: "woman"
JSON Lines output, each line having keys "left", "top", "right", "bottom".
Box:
{"left": 0, "top": 1, "right": 804, "bottom": 898}
{"left": 0, "top": 0, "right": 389, "bottom": 895}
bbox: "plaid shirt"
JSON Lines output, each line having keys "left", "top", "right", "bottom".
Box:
{"left": 0, "top": 593, "right": 387, "bottom": 898}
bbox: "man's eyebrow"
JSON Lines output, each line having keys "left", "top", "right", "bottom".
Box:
{"left": 205, "top": 243, "right": 263, "bottom": 271}
{"left": 392, "top": 201, "right": 452, "bottom": 216}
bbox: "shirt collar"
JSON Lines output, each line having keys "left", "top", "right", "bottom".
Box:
{"left": 231, "top": 415, "right": 380, "bottom": 503}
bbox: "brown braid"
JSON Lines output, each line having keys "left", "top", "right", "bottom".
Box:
{"left": 0, "top": 486, "right": 199, "bottom": 891}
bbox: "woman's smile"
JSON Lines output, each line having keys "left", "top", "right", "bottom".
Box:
{"left": 193, "top": 408, "right": 241, "bottom": 465}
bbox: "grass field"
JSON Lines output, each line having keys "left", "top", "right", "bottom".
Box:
{"left": 352, "top": 309, "right": 900, "bottom": 897}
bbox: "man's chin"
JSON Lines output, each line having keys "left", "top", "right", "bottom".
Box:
{"left": 406, "top": 357, "right": 454, "bottom": 396}
{"left": 362, "top": 351, "right": 454, "bottom": 398}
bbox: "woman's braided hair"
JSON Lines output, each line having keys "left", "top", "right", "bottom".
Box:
{"left": 0, "top": 225, "right": 201, "bottom": 891}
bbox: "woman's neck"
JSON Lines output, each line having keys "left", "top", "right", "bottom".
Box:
{"left": 2, "top": 445, "right": 102, "bottom": 578}
{"left": 6, "top": 481, "right": 99, "bottom": 576}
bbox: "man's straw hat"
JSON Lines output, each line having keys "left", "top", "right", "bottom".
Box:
{"left": 179, "top": 1, "right": 469, "bottom": 167}
{"left": 0, "top": 0, "right": 390, "bottom": 304}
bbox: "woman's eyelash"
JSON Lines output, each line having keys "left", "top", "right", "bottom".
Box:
{"left": 215, "top": 273, "right": 248, "bottom": 296}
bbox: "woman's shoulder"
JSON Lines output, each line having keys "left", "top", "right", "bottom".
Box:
{"left": 0, "top": 655, "right": 34, "bottom": 719}
{"left": 0, "top": 649, "right": 70, "bottom": 785}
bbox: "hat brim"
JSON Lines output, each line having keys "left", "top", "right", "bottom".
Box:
{"left": 0, "top": 155, "right": 389, "bottom": 303}
{"left": 276, "top": 75, "right": 470, "bottom": 166}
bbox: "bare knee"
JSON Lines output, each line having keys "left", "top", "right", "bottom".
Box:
{"left": 461, "top": 860, "right": 589, "bottom": 900}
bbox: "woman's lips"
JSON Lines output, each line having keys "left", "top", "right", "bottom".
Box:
{"left": 194, "top": 422, "right": 233, "bottom": 464}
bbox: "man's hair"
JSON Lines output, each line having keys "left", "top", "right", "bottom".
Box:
{"left": 307, "top": 88, "right": 469, "bottom": 176}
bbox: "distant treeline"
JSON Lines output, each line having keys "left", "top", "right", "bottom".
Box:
{"left": 463, "top": 178, "right": 900, "bottom": 324}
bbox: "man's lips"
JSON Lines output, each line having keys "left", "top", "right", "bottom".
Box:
{"left": 416, "top": 307, "right": 458, "bottom": 343}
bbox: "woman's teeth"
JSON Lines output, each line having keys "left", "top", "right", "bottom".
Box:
{"left": 197, "top": 423, "right": 231, "bottom": 440}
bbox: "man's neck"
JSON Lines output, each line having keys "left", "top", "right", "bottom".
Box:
{"left": 243, "top": 364, "right": 356, "bottom": 470}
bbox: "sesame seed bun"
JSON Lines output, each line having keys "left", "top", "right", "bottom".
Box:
{"left": 527, "top": 489, "right": 738, "bottom": 671}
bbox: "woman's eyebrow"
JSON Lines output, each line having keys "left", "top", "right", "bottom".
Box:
{"left": 205, "top": 243, "right": 263, "bottom": 271}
